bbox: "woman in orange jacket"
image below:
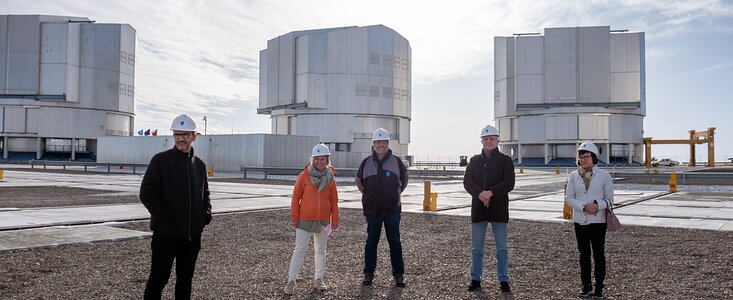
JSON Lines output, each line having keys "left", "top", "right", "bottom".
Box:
{"left": 285, "top": 144, "right": 340, "bottom": 295}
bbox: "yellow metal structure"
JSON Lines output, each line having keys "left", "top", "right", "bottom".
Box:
{"left": 556, "top": 165, "right": 560, "bottom": 174}
{"left": 644, "top": 127, "right": 716, "bottom": 167}
{"left": 207, "top": 167, "right": 214, "bottom": 177}
{"left": 428, "top": 193, "right": 438, "bottom": 211}
{"left": 0, "top": 169, "right": 3, "bottom": 180}
{"left": 669, "top": 172, "right": 677, "bottom": 193}
{"left": 423, "top": 181, "right": 431, "bottom": 211}
{"left": 519, "top": 165, "right": 524, "bottom": 174}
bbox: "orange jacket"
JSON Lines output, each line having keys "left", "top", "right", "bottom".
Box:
{"left": 291, "top": 165, "right": 339, "bottom": 225}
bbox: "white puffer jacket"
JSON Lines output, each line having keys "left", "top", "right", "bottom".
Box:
{"left": 566, "top": 166, "right": 614, "bottom": 225}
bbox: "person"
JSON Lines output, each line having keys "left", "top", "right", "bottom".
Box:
{"left": 463, "top": 124, "right": 515, "bottom": 293}
{"left": 284, "top": 144, "right": 340, "bottom": 295}
{"left": 139, "top": 114, "right": 212, "bottom": 300}
{"left": 566, "top": 141, "right": 614, "bottom": 298}
{"left": 355, "top": 128, "right": 408, "bottom": 287}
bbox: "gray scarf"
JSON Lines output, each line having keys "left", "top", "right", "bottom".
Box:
{"left": 308, "top": 164, "right": 334, "bottom": 192}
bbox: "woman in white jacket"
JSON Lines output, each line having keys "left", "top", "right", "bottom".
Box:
{"left": 566, "top": 141, "right": 613, "bottom": 298}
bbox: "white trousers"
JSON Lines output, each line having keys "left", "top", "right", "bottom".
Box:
{"left": 287, "top": 228, "right": 328, "bottom": 281}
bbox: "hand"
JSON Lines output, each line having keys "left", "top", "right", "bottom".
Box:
{"left": 479, "top": 190, "right": 493, "bottom": 207}
{"left": 583, "top": 203, "right": 598, "bottom": 215}
{"left": 292, "top": 221, "right": 299, "bottom": 228}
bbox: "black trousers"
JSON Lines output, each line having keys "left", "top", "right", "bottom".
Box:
{"left": 574, "top": 223, "right": 606, "bottom": 288}
{"left": 144, "top": 233, "right": 201, "bottom": 300}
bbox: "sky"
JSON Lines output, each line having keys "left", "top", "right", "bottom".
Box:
{"left": 2, "top": 0, "right": 732, "bottom": 162}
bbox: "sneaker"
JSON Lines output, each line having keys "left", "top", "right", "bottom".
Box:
{"left": 284, "top": 280, "right": 296, "bottom": 295}
{"left": 394, "top": 274, "right": 406, "bottom": 288}
{"left": 577, "top": 284, "right": 593, "bottom": 297}
{"left": 592, "top": 288, "right": 604, "bottom": 299}
{"left": 467, "top": 280, "right": 481, "bottom": 291}
{"left": 500, "top": 281, "right": 511, "bottom": 293}
{"left": 362, "top": 273, "right": 374, "bottom": 286}
{"left": 315, "top": 277, "right": 327, "bottom": 291}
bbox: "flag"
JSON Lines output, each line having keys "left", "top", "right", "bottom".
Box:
{"left": 144, "top": 129, "right": 150, "bottom": 136}
{"left": 152, "top": 129, "right": 158, "bottom": 136}
{"left": 137, "top": 129, "right": 143, "bottom": 136}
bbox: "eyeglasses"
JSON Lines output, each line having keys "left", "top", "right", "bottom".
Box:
{"left": 173, "top": 132, "right": 192, "bottom": 138}
{"left": 579, "top": 155, "right": 593, "bottom": 160}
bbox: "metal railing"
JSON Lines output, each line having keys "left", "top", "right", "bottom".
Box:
{"left": 27, "top": 160, "right": 149, "bottom": 174}
{"left": 240, "top": 165, "right": 465, "bottom": 179}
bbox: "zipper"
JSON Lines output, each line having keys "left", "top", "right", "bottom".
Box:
{"left": 186, "top": 154, "right": 192, "bottom": 241}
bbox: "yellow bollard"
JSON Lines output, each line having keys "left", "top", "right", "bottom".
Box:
{"left": 644, "top": 168, "right": 649, "bottom": 174}
{"left": 423, "top": 180, "right": 431, "bottom": 211}
{"left": 520, "top": 165, "right": 524, "bottom": 174}
{"left": 669, "top": 172, "right": 677, "bottom": 193}
{"left": 0, "top": 169, "right": 3, "bottom": 180}
{"left": 556, "top": 165, "right": 560, "bottom": 174}
{"left": 207, "top": 167, "right": 214, "bottom": 177}
{"left": 429, "top": 192, "right": 438, "bottom": 211}
{"left": 653, "top": 168, "right": 658, "bottom": 174}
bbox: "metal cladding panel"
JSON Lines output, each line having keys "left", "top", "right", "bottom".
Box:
{"left": 609, "top": 114, "right": 643, "bottom": 143}
{"left": 37, "top": 107, "right": 105, "bottom": 138}
{"left": 81, "top": 68, "right": 121, "bottom": 111}
{"left": 521, "top": 144, "right": 544, "bottom": 157}
{"left": 266, "top": 39, "right": 280, "bottom": 109}
{"left": 0, "top": 16, "right": 7, "bottom": 91}
{"left": 0, "top": 107, "right": 3, "bottom": 132}
{"left": 579, "top": 62, "right": 610, "bottom": 102}
{"left": 494, "top": 37, "right": 513, "bottom": 81}
{"left": 40, "top": 23, "right": 74, "bottom": 64}
{"left": 517, "top": 115, "right": 545, "bottom": 143}
{"left": 4, "top": 107, "right": 25, "bottom": 133}
{"left": 80, "top": 24, "right": 121, "bottom": 73}
{"left": 399, "top": 118, "right": 410, "bottom": 144}
{"left": 306, "top": 33, "right": 327, "bottom": 74}
{"left": 578, "top": 114, "right": 609, "bottom": 140}
{"left": 497, "top": 118, "right": 512, "bottom": 141}
{"left": 494, "top": 79, "right": 508, "bottom": 117}
{"left": 294, "top": 114, "right": 355, "bottom": 143}
{"left": 118, "top": 73, "right": 134, "bottom": 113}
{"left": 277, "top": 34, "right": 294, "bottom": 106}
{"left": 25, "top": 107, "right": 39, "bottom": 133}
{"left": 544, "top": 63, "right": 576, "bottom": 103}
{"left": 118, "top": 25, "right": 136, "bottom": 77}
{"left": 259, "top": 50, "right": 268, "bottom": 109}
{"left": 97, "top": 136, "right": 173, "bottom": 164}
{"left": 545, "top": 115, "right": 578, "bottom": 140}
{"left": 353, "top": 116, "right": 398, "bottom": 138}
{"left": 6, "top": 137, "right": 37, "bottom": 152}
{"left": 579, "top": 26, "right": 610, "bottom": 63}
{"left": 7, "top": 52, "right": 40, "bottom": 94}
{"left": 105, "top": 113, "right": 131, "bottom": 136}
{"left": 515, "top": 75, "right": 544, "bottom": 104}
{"left": 556, "top": 144, "right": 578, "bottom": 158}
{"left": 305, "top": 73, "right": 327, "bottom": 108}
{"left": 263, "top": 134, "right": 318, "bottom": 168}
{"left": 515, "top": 36, "right": 543, "bottom": 75}
{"left": 611, "top": 73, "right": 641, "bottom": 102}
{"left": 610, "top": 33, "right": 641, "bottom": 73}
{"left": 6, "top": 16, "right": 42, "bottom": 93}
{"left": 544, "top": 27, "right": 577, "bottom": 64}
{"left": 511, "top": 117, "right": 519, "bottom": 141}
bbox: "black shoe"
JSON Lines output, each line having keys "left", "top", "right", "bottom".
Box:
{"left": 467, "top": 280, "right": 481, "bottom": 291}
{"left": 394, "top": 274, "right": 406, "bottom": 287}
{"left": 500, "top": 281, "right": 511, "bottom": 293}
{"left": 578, "top": 284, "right": 593, "bottom": 297}
{"left": 362, "top": 273, "right": 374, "bottom": 286}
{"left": 592, "top": 288, "right": 604, "bottom": 299}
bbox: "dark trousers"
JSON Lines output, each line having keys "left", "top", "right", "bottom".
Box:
{"left": 144, "top": 233, "right": 201, "bottom": 300}
{"left": 364, "top": 212, "right": 404, "bottom": 275}
{"left": 574, "top": 223, "right": 607, "bottom": 288}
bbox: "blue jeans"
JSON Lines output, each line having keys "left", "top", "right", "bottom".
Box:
{"left": 470, "top": 221, "right": 509, "bottom": 281}
{"left": 364, "top": 212, "right": 404, "bottom": 275}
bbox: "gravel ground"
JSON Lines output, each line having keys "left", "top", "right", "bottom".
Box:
{"left": 1, "top": 208, "right": 731, "bottom": 299}
{"left": 0, "top": 186, "right": 139, "bottom": 208}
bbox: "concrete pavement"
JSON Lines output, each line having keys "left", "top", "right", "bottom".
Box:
{"left": 0, "top": 169, "right": 731, "bottom": 252}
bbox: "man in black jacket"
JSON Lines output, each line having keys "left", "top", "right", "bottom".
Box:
{"left": 464, "top": 124, "right": 515, "bottom": 293}
{"left": 140, "top": 114, "right": 212, "bottom": 300}
{"left": 355, "top": 128, "right": 408, "bottom": 287}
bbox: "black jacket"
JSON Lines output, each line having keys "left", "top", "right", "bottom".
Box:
{"left": 463, "top": 148, "right": 515, "bottom": 223}
{"left": 356, "top": 149, "right": 408, "bottom": 217}
{"left": 140, "top": 147, "right": 212, "bottom": 239}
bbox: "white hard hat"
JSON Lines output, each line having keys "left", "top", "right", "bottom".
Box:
{"left": 170, "top": 114, "right": 196, "bottom": 132}
{"left": 480, "top": 124, "right": 499, "bottom": 137}
{"left": 372, "top": 128, "right": 390, "bottom": 141}
{"left": 578, "top": 141, "right": 598, "bottom": 156}
{"left": 311, "top": 144, "right": 331, "bottom": 157}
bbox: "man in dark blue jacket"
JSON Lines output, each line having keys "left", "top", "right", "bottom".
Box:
{"left": 355, "top": 128, "right": 408, "bottom": 287}
{"left": 140, "top": 114, "right": 212, "bottom": 300}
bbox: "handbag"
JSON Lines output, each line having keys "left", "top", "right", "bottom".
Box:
{"left": 605, "top": 200, "right": 621, "bottom": 231}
